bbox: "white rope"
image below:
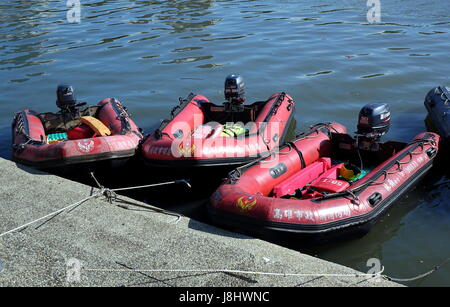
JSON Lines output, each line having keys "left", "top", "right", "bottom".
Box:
{"left": 0, "top": 193, "right": 100, "bottom": 238}
{"left": 84, "top": 266, "right": 386, "bottom": 279}
{"left": 111, "top": 180, "right": 191, "bottom": 192}
{"left": 382, "top": 257, "right": 450, "bottom": 282}
{"left": 0, "top": 174, "right": 190, "bottom": 238}
{"left": 82, "top": 259, "right": 450, "bottom": 283}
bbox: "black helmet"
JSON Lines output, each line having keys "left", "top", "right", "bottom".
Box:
{"left": 56, "top": 84, "right": 77, "bottom": 109}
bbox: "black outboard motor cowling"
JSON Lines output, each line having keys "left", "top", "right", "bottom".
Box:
{"left": 56, "top": 84, "right": 77, "bottom": 110}
{"left": 224, "top": 74, "right": 246, "bottom": 113}
{"left": 224, "top": 74, "right": 245, "bottom": 104}
{"left": 357, "top": 102, "right": 391, "bottom": 139}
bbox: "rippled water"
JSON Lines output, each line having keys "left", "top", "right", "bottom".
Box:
{"left": 0, "top": 0, "right": 449, "bottom": 286}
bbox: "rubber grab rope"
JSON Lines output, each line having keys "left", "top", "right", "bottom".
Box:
{"left": 111, "top": 98, "right": 133, "bottom": 135}
{"left": 228, "top": 123, "right": 335, "bottom": 184}
{"left": 288, "top": 142, "right": 306, "bottom": 169}
{"left": 316, "top": 137, "right": 437, "bottom": 202}
{"left": 438, "top": 85, "right": 450, "bottom": 105}
{"left": 13, "top": 99, "right": 139, "bottom": 152}
{"left": 12, "top": 112, "right": 45, "bottom": 152}
{"left": 154, "top": 93, "right": 196, "bottom": 140}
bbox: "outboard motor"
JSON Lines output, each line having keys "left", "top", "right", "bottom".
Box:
{"left": 224, "top": 74, "right": 246, "bottom": 112}
{"left": 357, "top": 102, "right": 391, "bottom": 139}
{"left": 56, "top": 84, "right": 86, "bottom": 118}
{"left": 56, "top": 84, "right": 77, "bottom": 111}
{"left": 356, "top": 102, "right": 391, "bottom": 151}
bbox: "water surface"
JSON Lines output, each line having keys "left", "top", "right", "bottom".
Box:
{"left": 0, "top": 0, "right": 449, "bottom": 286}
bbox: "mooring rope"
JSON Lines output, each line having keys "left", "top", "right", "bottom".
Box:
{"left": 84, "top": 262, "right": 387, "bottom": 280}
{"left": 88, "top": 172, "right": 185, "bottom": 222}
{"left": 82, "top": 257, "right": 450, "bottom": 284}
{"left": 382, "top": 257, "right": 450, "bottom": 282}
{"left": 0, "top": 174, "right": 190, "bottom": 238}
{"left": 0, "top": 193, "right": 99, "bottom": 238}
{"left": 111, "top": 180, "right": 191, "bottom": 192}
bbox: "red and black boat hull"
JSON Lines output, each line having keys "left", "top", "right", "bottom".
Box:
{"left": 208, "top": 123, "right": 440, "bottom": 243}
{"left": 141, "top": 92, "right": 296, "bottom": 169}
{"left": 12, "top": 98, "right": 143, "bottom": 170}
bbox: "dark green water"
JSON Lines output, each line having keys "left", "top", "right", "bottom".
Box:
{"left": 0, "top": 0, "right": 449, "bottom": 286}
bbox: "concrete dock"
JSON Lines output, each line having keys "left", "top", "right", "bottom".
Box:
{"left": 0, "top": 157, "right": 399, "bottom": 287}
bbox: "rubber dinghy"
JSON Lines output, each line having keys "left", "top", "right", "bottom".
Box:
{"left": 12, "top": 85, "right": 143, "bottom": 169}
{"left": 208, "top": 103, "right": 440, "bottom": 242}
{"left": 424, "top": 85, "right": 450, "bottom": 145}
{"left": 141, "top": 75, "right": 296, "bottom": 168}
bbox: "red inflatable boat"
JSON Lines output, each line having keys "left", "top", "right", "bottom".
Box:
{"left": 12, "top": 85, "right": 143, "bottom": 169}
{"left": 208, "top": 105, "right": 440, "bottom": 242}
{"left": 141, "top": 75, "right": 296, "bottom": 168}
